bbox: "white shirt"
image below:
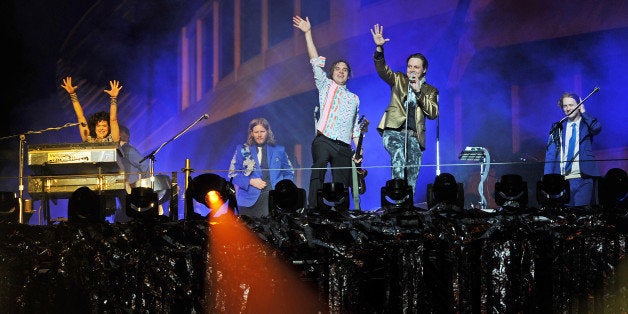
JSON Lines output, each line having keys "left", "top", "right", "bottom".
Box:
{"left": 563, "top": 120, "right": 581, "bottom": 178}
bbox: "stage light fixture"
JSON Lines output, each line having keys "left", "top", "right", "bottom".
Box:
{"left": 427, "top": 173, "right": 464, "bottom": 211}
{"left": 68, "top": 187, "right": 104, "bottom": 223}
{"left": 126, "top": 187, "right": 160, "bottom": 220}
{"left": 185, "top": 173, "right": 237, "bottom": 219}
{"left": 316, "top": 182, "right": 350, "bottom": 211}
{"left": 380, "top": 178, "right": 423, "bottom": 227}
{"left": 269, "top": 179, "right": 305, "bottom": 214}
{"left": 0, "top": 192, "right": 19, "bottom": 224}
{"left": 536, "top": 174, "right": 570, "bottom": 209}
{"left": 494, "top": 174, "right": 528, "bottom": 211}
{"left": 381, "top": 178, "right": 413, "bottom": 210}
{"left": 134, "top": 174, "right": 172, "bottom": 205}
{"left": 598, "top": 168, "right": 628, "bottom": 209}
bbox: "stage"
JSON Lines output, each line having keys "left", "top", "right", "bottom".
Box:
{"left": 0, "top": 206, "right": 626, "bottom": 313}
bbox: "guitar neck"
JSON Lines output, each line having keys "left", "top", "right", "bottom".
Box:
{"left": 354, "top": 115, "right": 368, "bottom": 161}
{"left": 355, "top": 131, "right": 365, "bottom": 160}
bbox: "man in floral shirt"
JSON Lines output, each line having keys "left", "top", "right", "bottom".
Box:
{"left": 293, "top": 15, "right": 361, "bottom": 209}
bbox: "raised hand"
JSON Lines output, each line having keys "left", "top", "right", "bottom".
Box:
{"left": 370, "top": 23, "right": 390, "bottom": 46}
{"left": 61, "top": 76, "right": 77, "bottom": 94}
{"left": 293, "top": 15, "right": 311, "bottom": 33}
{"left": 104, "top": 80, "right": 122, "bottom": 98}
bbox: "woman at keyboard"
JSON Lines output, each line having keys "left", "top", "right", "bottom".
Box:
{"left": 61, "top": 76, "right": 121, "bottom": 143}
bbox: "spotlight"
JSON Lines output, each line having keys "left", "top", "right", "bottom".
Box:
{"left": 269, "top": 179, "right": 305, "bottom": 214}
{"left": 126, "top": 187, "right": 159, "bottom": 220}
{"left": 494, "top": 174, "right": 528, "bottom": 211}
{"left": 133, "top": 174, "right": 172, "bottom": 204}
{"left": 316, "top": 182, "right": 349, "bottom": 211}
{"left": 68, "top": 187, "right": 104, "bottom": 223}
{"left": 598, "top": 168, "right": 628, "bottom": 209}
{"left": 185, "top": 173, "right": 237, "bottom": 219}
{"left": 427, "top": 173, "right": 464, "bottom": 211}
{"left": 380, "top": 179, "right": 422, "bottom": 226}
{"left": 536, "top": 174, "right": 570, "bottom": 209}
{"left": 0, "top": 192, "right": 19, "bottom": 224}
{"left": 381, "top": 179, "right": 413, "bottom": 210}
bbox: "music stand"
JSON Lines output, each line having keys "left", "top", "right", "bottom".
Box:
{"left": 459, "top": 146, "right": 491, "bottom": 209}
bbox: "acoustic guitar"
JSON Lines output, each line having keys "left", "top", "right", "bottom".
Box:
{"left": 354, "top": 116, "right": 369, "bottom": 194}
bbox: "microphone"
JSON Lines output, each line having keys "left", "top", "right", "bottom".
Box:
{"left": 409, "top": 73, "right": 417, "bottom": 83}
{"left": 195, "top": 113, "right": 209, "bottom": 122}
{"left": 80, "top": 122, "right": 87, "bottom": 127}
{"left": 561, "top": 86, "right": 600, "bottom": 120}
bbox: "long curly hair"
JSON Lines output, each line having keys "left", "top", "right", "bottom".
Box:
{"left": 246, "top": 117, "right": 276, "bottom": 146}
{"left": 88, "top": 111, "right": 110, "bottom": 138}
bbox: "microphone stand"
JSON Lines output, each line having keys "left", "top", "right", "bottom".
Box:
{"left": 139, "top": 114, "right": 208, "bottom": 220}
{"left": 0, "top": 122, "right": 81, "bottom": 224}
{"left": 435, "top": 115, "right": 441, "bottom": 176}
{"left": 403, "top": 76, "right": 422, "bottom": 190}
{"left": 403, "top": 81, "right": 412, "bottom": 188}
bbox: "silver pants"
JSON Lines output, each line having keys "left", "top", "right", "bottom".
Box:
{"left": 382, "top": 129, "right": 423, "bottom": 192}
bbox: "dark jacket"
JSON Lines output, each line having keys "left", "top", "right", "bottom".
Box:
{"left": 544, "top": 111, "right": 602, "bottom": 177}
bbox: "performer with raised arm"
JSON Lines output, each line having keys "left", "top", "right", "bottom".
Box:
{"left": 61, "top": 76, "right": 123, "bottom": 219}
{"left": 61, "top": 76, "right": 121, "bottom": 143}
{"left": 293, "top": 15, "right": 362, "bottom": 209}
{"left": 370, "top": 23, "right": 439, "bottom": 197}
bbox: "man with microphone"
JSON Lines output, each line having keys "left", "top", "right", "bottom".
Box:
{"left": 370, "top": 23, "right": 439, "bottom": 199}
{"left": 544, "top": 91, "right": 602, "bottom": 207}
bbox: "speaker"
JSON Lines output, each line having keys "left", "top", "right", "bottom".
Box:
{"left": 0, "top": 192, "right": 18, "bottom": 223}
